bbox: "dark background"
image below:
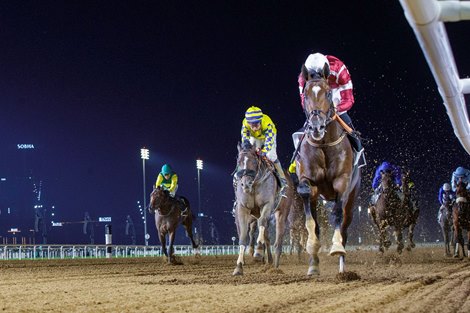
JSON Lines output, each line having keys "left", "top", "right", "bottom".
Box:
{"left": 0, "top": 1, "right": 469, "bottom": 244}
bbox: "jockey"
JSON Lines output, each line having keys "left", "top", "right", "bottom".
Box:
{"left": 296, "top": 53, "right": 364, "bottom": 160}
{"left": 370, "top": 161, "right": 402, "bottom": 205}
{"left": 438, "top": 182, "right": 455, "bottom": 222}
{"left": 450, "top": 166, "right": 470, "bottom": 191}
{"left": 155, "top": 164, "right": 178, "bottom": 197}
{"left": 241, "top": 106, "right": 287, "bottom": 197}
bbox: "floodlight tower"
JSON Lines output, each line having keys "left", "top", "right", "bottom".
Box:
{"left": 141, "top": 148, "right": 149, "bottom": 246}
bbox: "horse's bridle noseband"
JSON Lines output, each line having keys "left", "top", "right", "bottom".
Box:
{"left": 235, "top": 150, "right": 261, "bottom": 183}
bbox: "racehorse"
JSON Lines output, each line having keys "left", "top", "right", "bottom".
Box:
{"left": 149, "top": 186, "right": 198, "bottom": 263}
{"left": 294, "top": 78, "right": 361, "bottom": 275}
{"left": 438, "top": 200, "right": 454, "bottom": 256}
{"left": 232, "top": 141, "right": 293, "bottom": 275}
{"left": 288, "top": 192, "right": 307, "bottom": 259}
{"left": 452, "top": 180, "right": 470, "bottom": 258}
{"left": 369, "top": 171, "right": 407, "bottom": 254}
{"left": 400, "top": 171, "right": 419, "bottom": 251}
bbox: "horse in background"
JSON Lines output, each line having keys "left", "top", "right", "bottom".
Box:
{"left": 369, "top": 171, "right": 406, "bottom": 254}
{"left": 295, "top": 78, "right": 361, "bottom": 275}
{"left": 452, "top": 180, "right": 470, "bottom": 258}
{"left": 400, "top": 170, "right": 419, "bottom": 251}
{"left": 438, "top": 191, "right": 454, "bottom": 257}
{"left": 232, "top": 141, "right": 293, "bottom": 275}
{"left": 149, "top": 187, "right": 198, "bottom": 263}
{"left": 288, "top": 191, "right": 308, "bottom": 259}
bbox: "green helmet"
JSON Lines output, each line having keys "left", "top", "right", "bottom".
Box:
{"left": 161, "top": 164, "right": 173, "bottom": 175}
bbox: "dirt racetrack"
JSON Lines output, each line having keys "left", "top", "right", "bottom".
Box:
{"left": 1, "top": 246, "right": 469, "bottom": 313}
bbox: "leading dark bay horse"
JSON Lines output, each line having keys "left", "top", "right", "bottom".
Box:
{"left": 232, "top": 141, "right": 293, "bottom": 275}
{"left": 452, "top": 181, "right": 470, "bottom": 259}
{"left": 149, "top": 187, "right": 199, "bottom": 263}
{"left": 294, "top": 78, "right": 361, "bottom": 275}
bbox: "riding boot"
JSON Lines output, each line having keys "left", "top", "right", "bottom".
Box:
{"left": 288, "top": 161, "right": 299, "bottom": 189}
{"left": 341, "top": 115, "right": 366, "bottom": 168}
{"left": 274, "top": 159, "right": 288, "bottom": 198}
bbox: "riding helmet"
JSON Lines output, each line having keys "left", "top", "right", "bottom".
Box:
{"left": 304, "top": 53, "right": 330, "bottom": 79}
{"left": 443, "top": 183, "right": 451, "bottom": 191}
{"left": 245, "top": 106, "right": 263, "bottom": 124}
{"left": 161, "top": 164, "right": 173, "bottom": 175}
{"left": 454, "top": 166, "right": 467, "bottom": 177}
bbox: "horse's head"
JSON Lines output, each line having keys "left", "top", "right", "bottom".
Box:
{"left": 455, "top": 179, "right": 469, "bottom": 199}
{"left": 380, "top": 170, "right": 394, "bottom": 191}
{"left": 235, "top": 141, "right": 259, "bottom": 193}
{"left": 303, "top": 78, "right": 334, "bottom": 141}
{"left": 149, "top": 186, "right": 170, "bottom": 211}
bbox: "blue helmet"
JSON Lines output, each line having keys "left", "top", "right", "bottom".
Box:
{"left": 380, "top": 161, "right": 392, "bottom": 172}
{"left": 161, "top": 164, "right": 173, "bottom": 175}
{"left": 454, "top": 166, "right": 467, "bottom": 177}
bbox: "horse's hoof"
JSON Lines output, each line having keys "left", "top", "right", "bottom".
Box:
{"left": 406, "top": 246, "right": 412, "bottom": 252}
{"left": 232, "top": 264, "right": 243, "bottom": 276}
{"left": 307, "top": 266, "right": 320, "bottom": 276}
{"left": 453, "top": 254, "right": 460, "bottom": 259}
{"left": 329, "top": 243, "right": 346, "bottom": 256}
{"left": 410, "top": 242, "right": 416, "bottom": 248}
{"left": 253, "top": 253, "right": 264, "bottom": 262}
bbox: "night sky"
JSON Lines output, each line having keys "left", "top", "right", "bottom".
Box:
{"left": 1, "top": 1, "right": 469, "bottom": 244}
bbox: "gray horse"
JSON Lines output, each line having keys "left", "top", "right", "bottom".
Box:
{"left": 232, "top": 141, "right": 293, "bottom": 275}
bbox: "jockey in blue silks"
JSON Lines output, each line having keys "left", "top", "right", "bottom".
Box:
{"left": 438, "top": 182, "right": 455, "bottom": 222}
{"left": 372, "top": 161, "right": 402, "bottom": 190}
{"left": 450, "top": 166, "right": 470, "bottom": 191}
{"left": 370, "top": 161, "right": 402, "bottom": 205}
{"left": 438, "top": 183, "right": 454, "bottom": 206}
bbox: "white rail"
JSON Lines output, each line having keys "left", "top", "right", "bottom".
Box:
{"left": 0, "top": 244, "right": 243, "bottom": 260}
{"left": 399, "top": 0, "right": 470, "bottom": 154}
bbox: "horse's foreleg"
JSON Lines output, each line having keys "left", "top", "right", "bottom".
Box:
{"left": 298, "top": 181, "right": 320, "bottom": 276}
{"left": 168, "top": 231, "right": 176, "bottom": 264}
{"left": 453, "top": 224, "right": 463, "bottom": 258}
{"left": 233, "top": 208, "right": 250, "bottom": 276}
{"left": 273, "top": 209, "right": 288, "bottom": 268}
{"left": 158, "top": 231, "right": 168, "bottom": 258}
{"left": 407, "top": 223, "right": 416, "bottom": 251}
{"left": 248, "top": 219, "right": 256, "bottom": 256}
{"left": 256, "top": 204, "right": 273, "bottom": 265}
{"left": 395, "top": 227, "right": 404, "bottom": 254}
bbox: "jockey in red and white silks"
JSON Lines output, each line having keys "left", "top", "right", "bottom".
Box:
{"left": 293, "top": 53, "right": 364, "bottom": 168}
{"left": 298, "top": 54, "right": 354, "bottom": 117}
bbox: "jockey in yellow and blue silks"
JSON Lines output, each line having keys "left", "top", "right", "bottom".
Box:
{"left": 241, "top": 106, "right": 287, "bottom": 197}
{"left": 155, "top": 164, "right": 178, "bottom": 197}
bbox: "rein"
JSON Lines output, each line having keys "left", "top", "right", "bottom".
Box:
{"left": 236, "top": 150, "right": 269, "bottom": 187}
{"left": 306, "top": 131, "right": 346, "bottom": 148}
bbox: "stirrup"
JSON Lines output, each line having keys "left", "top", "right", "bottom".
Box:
{"left": 353, "top": 148, "right": 366, "bottom": 168}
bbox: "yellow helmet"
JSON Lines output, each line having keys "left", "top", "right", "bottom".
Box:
{"left": 245, "top": 106, "right": 263, "bottom": 124}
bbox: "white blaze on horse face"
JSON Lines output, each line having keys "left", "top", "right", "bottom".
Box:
{"left": 243, "top": 156, "right": 248, "bottom": 170}
{"left": 312, "top": 86, "right": 321, "bottom": 100}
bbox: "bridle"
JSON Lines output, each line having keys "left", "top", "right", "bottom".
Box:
{"left": 303, "top": 79, "right": 344, "bottom": 147}
{"left": 235, "top": 148, "right": 261, "bottom": 183}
